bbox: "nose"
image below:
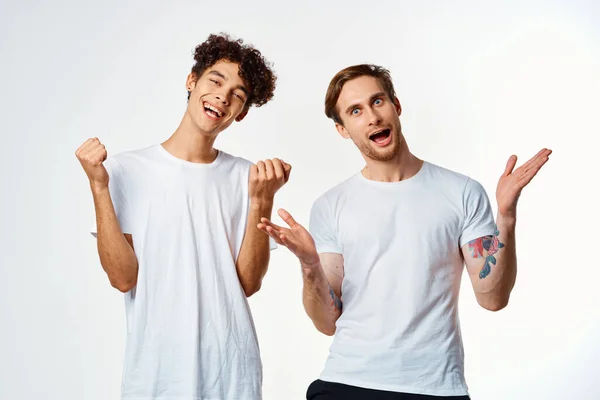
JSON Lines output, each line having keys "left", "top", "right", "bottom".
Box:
{"left": 215, "top": 91, "right": 230, "bottom": 106}
{"left": 365, "top": 107, "right": 381, "bottom": 126}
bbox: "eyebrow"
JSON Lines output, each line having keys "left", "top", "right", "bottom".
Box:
{"left": 207, "top": 70, "right": 250, "bottom": 96}
{"left": 344, "top": 91, "right": 386, "bottom": 115}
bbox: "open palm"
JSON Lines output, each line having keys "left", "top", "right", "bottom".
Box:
{"left": 496, "top": 148, "right": 552, "bottom": 218}
{"left": 257, "top": 209, "right": 320, "bottom": 265}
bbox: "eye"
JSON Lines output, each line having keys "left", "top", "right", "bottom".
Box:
{"left": 351, "top": 108, "right": 360, "bottom": 115}
{"left": 233, "top": 92, "right": 245, "bottom": 101}
{"left": 373, "top": 98, "right": 383, "bottom": 105}
{"left": 210, "top": 79, "right": 220, "bottom": 86}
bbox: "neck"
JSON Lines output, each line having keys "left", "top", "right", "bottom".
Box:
{"left": 162, "top": 112, "right": 218, "bottom": 163}
{"left": 362, "top": 142, "right": 422, "bottom": 182}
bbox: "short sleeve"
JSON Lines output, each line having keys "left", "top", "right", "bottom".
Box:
{"left": 90, "top": 157, "right": 132, "bottom": 237}
{"left": 309, "top": 195, "right": 341, "bottom": 254}
{"left": 459, "top": 178, "right": 496, "bottom": 247}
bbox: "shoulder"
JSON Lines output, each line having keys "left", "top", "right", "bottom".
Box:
{"left": 108, "top": 145, "right": 159, "bottom": 167}
{"left": 103, "top": 145, "right": 160, "bottom": 182}
{"left": 423, "top": 161, "right": 487, "bottom": 194}
{"left": 316, "top": 174, "right": 361, "bottom": 202}
{"left": 424, "top": 161, "right": 470, "bottom": 185}
{"left": 216, "top": 150, "right": 253, "bottom": 171}
{"left": 310, "top": 173, "right": 360, "bottom": 215}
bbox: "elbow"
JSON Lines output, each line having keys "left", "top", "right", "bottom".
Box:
{"left": 243, "top": 281, "right": 262, "bottom": 298}
{"left": 110, "top": 277, "right": 136, "bottom": 293}
{"left": 320, "top": 327, "right": 336, "bottom": 336}
{"left": 479, "top": 296, "right": 510, "bottom": 312}
{"left": 316, "top": 322, "right": 337, "bottom": 336}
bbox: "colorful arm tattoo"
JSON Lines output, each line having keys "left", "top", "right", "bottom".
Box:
{"left": 329, "top": 285, "right": 342, "bottom": 311}
{"left": 467, "top": 229, "right": 505, "bottom": 279}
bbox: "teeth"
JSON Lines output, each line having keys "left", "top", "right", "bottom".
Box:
{"left": 204, "top": 103, "right": 223, "bottom": 117}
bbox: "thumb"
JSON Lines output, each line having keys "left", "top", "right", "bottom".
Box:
{"left": 249, "top": 164, "right": 258, "bottom": 178}
{"left": 503, "top": 155, "right": 517, "bottom": 176}
{"left": 282, "top": 161, "right": 292, "bottom": 181}
{"left": 278, "top": 208, "right": 298, "bottom": 228}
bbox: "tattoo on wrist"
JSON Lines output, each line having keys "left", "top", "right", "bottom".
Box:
{"left": 329, "top": 285, "right": 342, "bottom": 311}
{"left": 467, "top": 228, "right": 505, "bottom": 279}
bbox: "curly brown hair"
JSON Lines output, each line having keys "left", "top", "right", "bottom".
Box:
{"left": 189, "top": 34, "right": 276, "bottom": 108}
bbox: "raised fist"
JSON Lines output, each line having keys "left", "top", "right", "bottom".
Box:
{"left": 75, "top": 137, "right": 109, "bottom": 190}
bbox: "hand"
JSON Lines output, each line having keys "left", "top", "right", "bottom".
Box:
{"left": 496, "top": 148, "right": 552, "bottom": 219}
{"left": 249, "top": 158, "right": 292, "bottom": 201}
{"left": 257, "top": 209, "right": 320, "bottom": 266}
{"left": 75, "top": 137, "right": 109, "bottom": 190}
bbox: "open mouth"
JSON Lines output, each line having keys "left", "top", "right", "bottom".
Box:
{"left": 369, "top": 128, "right": 391, "bottom": 145}
{"left": 203, "top": 102, "right": 225, "bottom": 120}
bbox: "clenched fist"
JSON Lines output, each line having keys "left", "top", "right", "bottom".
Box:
{"left": 249, "top": 158, "right": 292, "bottom": 201}
{"left": 75, "top": 137, "right": 109, "bottom": 190}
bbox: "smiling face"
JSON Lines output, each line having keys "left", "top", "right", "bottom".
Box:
{"left": 335, "top": 75, "right": 404, "bottom": 162}
{"left": 185, "top": 60, "right": 250, "bottom": 136}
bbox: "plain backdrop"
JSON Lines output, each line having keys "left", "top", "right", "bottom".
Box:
{"left": 1, "top": 0, "right": 599, "bottom": 399}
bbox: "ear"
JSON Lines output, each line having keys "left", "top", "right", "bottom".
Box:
{"left": 335, "top": 122, "right": 350, "bottom": 139}
{"left": 235, "top": 108, "right": 249, "bottom": 122}
{"left": 394, "top": 96, "right": 402, "bottom": 116}
{"left": 186, "top": 72, "right": 198, "bottom": 94}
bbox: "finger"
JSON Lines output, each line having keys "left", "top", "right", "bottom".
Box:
{"left": 518, "top": 150, "right": 551, "bottom": 179}
{"left": 256, "top": 221, "right": 284, "bottom": 241}
{"left": 260, "top": 217, "right": 287, "bottom": 232}
{"left": 257, "top": 223, "right": 283, "bottom": 239}
{"left": 518, "top": 168, "right": 541, "bottom": 187}
{"left": 76, "top": 138, "right": 97, "bottom": 156}
{"left": 521, "top": 148, "right": 549, "bottom": 170}
{"left": 530, "top": 151, "right": 551, "bottom": 169}
{"left": 266, "top": 229, "right": 286, "bottom": 245}
{"left": 518, "top": 156, "right": 550, "bottom": 186}
{"left": 264, "top": 159, "right": 275, "bottom": 179}
{"left": 282, "top": 161, "right": 292, "bottom": 183}
{"left": 524, "top": 155, "right": 551, "bottom": 177}
{"left": 278, "top": 208, "right": 299, "bottom": 228}
{"left": 249, "top": 164, "right": 258, "bottom": 179}
{"left": 256, "top": 161, "right": 266, "bottom": 180}
{"left": 257, "top": 222, "right": 268, "bottom": 232}
{"left": 503, "top": 155, "right": 517, "bottom": 176}
{"left": 77, "top": 139, "right": 100, "bottom": 158}
{"left": 89, "top": 146, "right": 108, "bottom": 164}
{"left": 266, "top": 226, "right": 282, "bottom": 238}
{"left": 272, "top": 158, "right": 285, "bottom": 180}
{"left": 279, "top": 234, "right": 298, "bottom": 253}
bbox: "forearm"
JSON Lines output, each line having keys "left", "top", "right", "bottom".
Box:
{"left": 301, "top": 261, "right": 342, "bottom": 336}
{"left": 93, "top": 185, "right": 138, "bottom": 292}
{"left": 236, "top": 198, "right": 274, "bottom": 297}
{"left": 472, "top": 214, "right": 517, "bottom": 310}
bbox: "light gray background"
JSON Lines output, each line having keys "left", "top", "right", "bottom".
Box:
{"left": 1, "top": 0, "right": 598, "bottom": 399}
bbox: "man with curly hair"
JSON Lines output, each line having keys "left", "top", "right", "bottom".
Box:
{"left": 258, "top": 64, "right": 551, "bottom": 399}
{"left": 75, "top": 34, "right": 285, "bottom": 399}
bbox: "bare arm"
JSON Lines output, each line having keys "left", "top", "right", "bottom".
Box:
{"left": 76, "top": 138, "right": 138, "bottom": 293}
{"left": 236, "top": 198, "right": 274, "bottom": 297}
{"left": 236, "top": 159, "right": 291, "bottom": 297}
{"left": 465, "top": 148, "right": 551, "bottom": 311}
{"left": 301, "top": 253, "right": 343, "bottom": 335}
{"left": 93, "top": 185, "right": 138, "bottom": 293}
{"left": 463, "top": 215, "right": 516, "bottom": 311}
{"left": 258, "top": 209, "right": 343, "bottom": 335}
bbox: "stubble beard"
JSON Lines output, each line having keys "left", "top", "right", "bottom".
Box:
{"left": 354, "top": 127, "right": 404, "bottom": 162}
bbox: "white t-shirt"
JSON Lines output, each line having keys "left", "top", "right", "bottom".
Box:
{"left": 309, "top": 161, "right": 496, "bottom": 397}
{"left": 93, "top": 144, "right": 270, "bottom": 400}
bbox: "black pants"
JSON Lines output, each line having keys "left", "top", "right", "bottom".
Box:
{"left": 306, "top": 379, "right": 471, "bottom": 400}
